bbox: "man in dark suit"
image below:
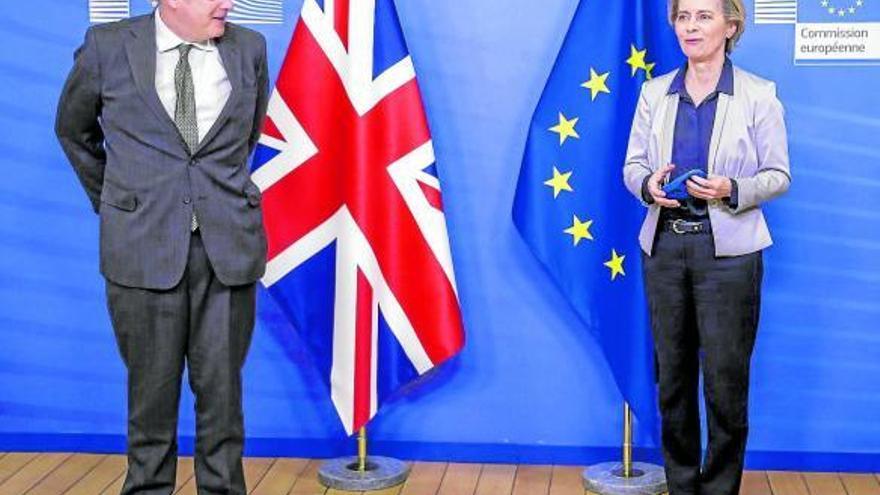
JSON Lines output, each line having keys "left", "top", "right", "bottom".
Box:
{"left": 55, "top": 0, "right": 269, "bottom": 492}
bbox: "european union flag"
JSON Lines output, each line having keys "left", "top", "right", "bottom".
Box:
{"left": 513, "top": 0, "right": 681, "bottom": 442}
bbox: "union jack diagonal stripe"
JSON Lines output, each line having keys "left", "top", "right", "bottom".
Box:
{"left": 251, "top": 0, "right": 465, "bottom": 434}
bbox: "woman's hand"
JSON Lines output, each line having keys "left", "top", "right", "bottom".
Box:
{"left": 647, "top": 164, "right": 681, "bottom": 208}
{"left": 687, "top": 174, "right": 732, "bottom": 200}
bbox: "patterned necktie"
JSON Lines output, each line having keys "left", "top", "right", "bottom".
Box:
{"left": 174, "top": 44, "right": 199, "bottom": 231}
{"left": 174, "top": 44, "right": 198, "bottom": 152}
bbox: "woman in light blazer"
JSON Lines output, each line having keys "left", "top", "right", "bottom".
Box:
{"left": 623, "top": 0, "right": 791, "bottom": 494}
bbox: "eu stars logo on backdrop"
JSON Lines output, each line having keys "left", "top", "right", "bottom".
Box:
{"left": 513, "top": 0, "right": 682, "bottom": 441}
{"left": 754, "top": 0, "right": 880, "bottom": 64}
{"left": 800, "top": 0, "right": 875, "bottom": 19}
{"left": 88, "top": 0, "right": 284, "bottom": 24}
{"left": 754, "top": 0, "right": 876, "bottom": 23}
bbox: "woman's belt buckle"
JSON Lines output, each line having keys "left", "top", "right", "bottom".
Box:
{"left": 672, "top": 219, "right": 699, "bottom": 234}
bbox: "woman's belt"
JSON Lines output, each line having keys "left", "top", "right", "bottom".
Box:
{"left": 661, "top": 218, "right": 712, "bottom": 235}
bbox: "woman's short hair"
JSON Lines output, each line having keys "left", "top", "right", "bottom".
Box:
{"left": 669, "top": 0, "right": 747, "bottom": 53}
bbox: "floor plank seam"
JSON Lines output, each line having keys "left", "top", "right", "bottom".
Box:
{"left": 511, "top": 465, "right": 519, "bottom": 495}
{"left": 248, "top": 458, "right": 275, "bottom": 491}
{"left": 101, "top": 458, "right": 129, "bottom": 495}
{"left": 21, "top": 453, "right": 73, "bottom": 495}
{"left": 248, "top": 457, "right": 277, "bottom": 492}
{"left": 99, "top": 471, "right": 126, "bottom": 495}
{"left": 431, "top": 462, "right": 450, "bottom": 495}
{"left": 0, "top": 453, "right": 39, "bottom": 486}
{"left": 57, "top": 454, "right": 107, "bottom": 495}
{"left": 476, "top": 463, "right": 486, "bottom": 495}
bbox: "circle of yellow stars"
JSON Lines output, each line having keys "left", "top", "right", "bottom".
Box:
{"left": 821, "top": 0, "right": 864, "bottom": 17}
{"left": 542, "top": 44, "right": 655, "bottom": 281}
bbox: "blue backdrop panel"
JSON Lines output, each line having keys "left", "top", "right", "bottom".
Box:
{"left": 0, "top": 0, "right": 878, "bottom": 470}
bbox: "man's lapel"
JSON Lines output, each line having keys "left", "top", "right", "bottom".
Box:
{"left": 194, "top": 31, "right": 242, "bottom": 155}
{"left": 125, "top": 14, "right": 182, "bottom": 140}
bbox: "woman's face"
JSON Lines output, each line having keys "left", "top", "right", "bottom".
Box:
{"left": 674, "top": 0, "right": 737, "bottom": 63}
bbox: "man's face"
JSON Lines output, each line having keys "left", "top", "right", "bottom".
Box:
{"left": 172, "top": 0, "right": 233, "bottom": 41}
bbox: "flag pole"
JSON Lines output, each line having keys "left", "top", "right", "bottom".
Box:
{"left": 582, "top": 401, "right": 667, "bottom": 494}
{"left": 357, "top": 427, "right": 367, "bottom": 472}
{"left": 623, "top": 402, "right": 633, "bottom": 477}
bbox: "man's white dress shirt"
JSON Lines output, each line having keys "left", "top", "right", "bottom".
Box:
{"left": 155, "top": 11, "right": 230, "bottom": 144}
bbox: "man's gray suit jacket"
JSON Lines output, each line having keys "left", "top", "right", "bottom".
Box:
{"left": 56, "top": 13, "right": 270, "bottom": 290}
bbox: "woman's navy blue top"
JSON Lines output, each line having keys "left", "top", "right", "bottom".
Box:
{"left": 644, "top": 58, "right": 739, "bottom": 220}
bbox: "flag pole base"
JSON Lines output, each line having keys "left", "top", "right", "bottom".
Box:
{"left": 583, "top": 462, "right": 667, "bottom": 495}
{"left": 318, "top": 456, "right": 409, "bottom": 491}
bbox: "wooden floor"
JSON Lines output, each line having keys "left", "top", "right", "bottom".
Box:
{"left": 1, "top": 453, "right": 879, "bottom": 495}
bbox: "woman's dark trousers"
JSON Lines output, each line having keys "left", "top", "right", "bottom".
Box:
{"left": 643, "top": 229, "right": 763, "bottom": 495}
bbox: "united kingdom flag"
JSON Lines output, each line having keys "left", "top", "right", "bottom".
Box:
{"left": 251, "top": 0, "right": 465, "bottom": 435}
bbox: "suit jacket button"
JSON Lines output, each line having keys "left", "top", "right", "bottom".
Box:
{"left": 189, "top": 159, "right": 198, "bottom": 166}
{"left": 183, "top": 197, "right": 191, "bottom": 204}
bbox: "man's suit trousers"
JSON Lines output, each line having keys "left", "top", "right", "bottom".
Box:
{"left": 106, "top": 231, "right": 255, "bottom": 495}
{"left": 642, "top": 229, "right": 763, "bottom": 495}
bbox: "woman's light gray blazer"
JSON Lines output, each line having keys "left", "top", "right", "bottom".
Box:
{"left": 623, "top": 65, "right": 791, "bottom": 257}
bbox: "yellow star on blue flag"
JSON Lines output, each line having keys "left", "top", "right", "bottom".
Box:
{"left": 604, "top": 249, "right": 626, "bottom": 280}
{"left": 625, "top": 44, "right": 648, "bottom": 76}
{"left": 549, "top": 112, "right": 580, "bottom": 145}
{"left": 544, "top": 166, "right": 574, "bottom": 198}
{"left": 564, "top": 215, "right": 594, "bottom": 245}
{"left": 581, "top": 67, "right": 611, "bottom": 101}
